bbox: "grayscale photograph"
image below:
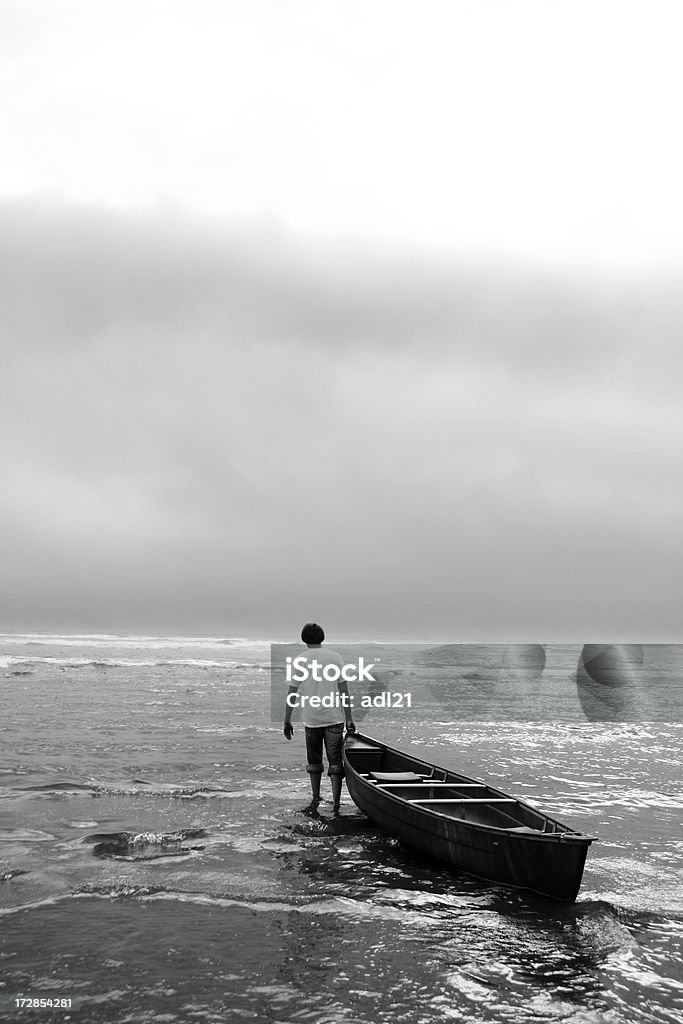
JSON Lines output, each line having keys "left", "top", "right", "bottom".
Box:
{"left": 1, "top": 2, "right": 682, "bottom": 1023}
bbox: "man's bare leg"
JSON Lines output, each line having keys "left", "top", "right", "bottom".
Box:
{"left": 304, "top": 770, "right": 322, "bottom": 814}
{"left": 330, "top": 774, "right": 342, "bottom": 814}
{"left": 324, "top": 725, "right": 345, "bottom": 815}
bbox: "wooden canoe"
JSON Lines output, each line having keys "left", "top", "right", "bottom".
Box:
{"left": 343, "top": 733, "right": 594, "bottom": 901}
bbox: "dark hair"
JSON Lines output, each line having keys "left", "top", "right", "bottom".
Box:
{"left": 301, "top": 622, "right": 325, "bottom": 645}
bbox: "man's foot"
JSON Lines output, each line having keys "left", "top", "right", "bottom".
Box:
{"left": 302, "top": 798, "right": 321, "bottom": 815}
{"left": 331, "top": 803, "right": 340, "bottom": 816}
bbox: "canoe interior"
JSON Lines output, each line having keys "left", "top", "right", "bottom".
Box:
{"left": 344, "top": 734, "right": 585, "bottom": 835}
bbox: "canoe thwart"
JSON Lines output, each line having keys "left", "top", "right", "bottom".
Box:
{"left": 374, "top": 782, "right": 485, "bottom": 789}
{"left": 409, "top": 798, "right": 516, "bottom": 804}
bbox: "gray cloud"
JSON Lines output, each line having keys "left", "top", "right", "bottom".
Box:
{"left": 1, "top": 201, "right": 682, "bottom": 638}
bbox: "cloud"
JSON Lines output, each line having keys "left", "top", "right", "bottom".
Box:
{"left": 4, "top": 2, "right": 683, "bottom": 268}
{"left": 1, "top": 201, "right": 682, "bottom": 637}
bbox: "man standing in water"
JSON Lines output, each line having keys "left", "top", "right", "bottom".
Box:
{"left": 283, "top": 623, "right": 356, "bottom": 814}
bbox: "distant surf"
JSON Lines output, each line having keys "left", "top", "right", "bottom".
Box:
{"left": 0, "top": 656, "right": 251, "bottom": 670}
{"left": 0, "top": 633, "right": 252, "bottom": 649}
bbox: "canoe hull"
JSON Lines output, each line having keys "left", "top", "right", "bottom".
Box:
{"left": 343, "top": 735, "right": 592, "bottom": 902}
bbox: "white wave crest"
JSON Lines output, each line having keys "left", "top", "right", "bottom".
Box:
{"left": 0, "top": 633, "right": 267, "bottom": 651}
{"left": 1, "top": 655, "right": 240, "bottom": 670}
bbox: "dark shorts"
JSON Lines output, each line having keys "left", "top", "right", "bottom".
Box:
{"left": 305, "top": 723, "right": 344, "bottom": 776}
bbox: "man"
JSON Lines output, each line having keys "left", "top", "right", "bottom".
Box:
{"left": 283, "top": 623, "right": 356, "bottom": 814}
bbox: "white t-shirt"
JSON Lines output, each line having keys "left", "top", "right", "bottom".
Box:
{"left": 291, "top": 645, "right": 347, "bottom": 728}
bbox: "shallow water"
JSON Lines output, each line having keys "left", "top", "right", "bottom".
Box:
{"left": 1, "top": 636, "right": 682, "bottom": 1023}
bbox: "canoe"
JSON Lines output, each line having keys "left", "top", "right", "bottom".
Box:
{"left": 343, "top": 733, "right": 594, "bottom": 901}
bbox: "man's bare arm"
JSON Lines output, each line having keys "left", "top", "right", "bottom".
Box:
{"left": 283, "top": 685, "right": 298, "bottom": 739}
{"left": 337, "top": 680, "right": 356, "bottom": 732}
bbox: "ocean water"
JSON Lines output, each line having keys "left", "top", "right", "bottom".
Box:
{"left": 1, "top": 635, "right": 682, "bottom": 1024}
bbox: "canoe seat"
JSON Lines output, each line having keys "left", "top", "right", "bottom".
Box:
{"left": 369, "top": 771, "right": 425, "bottom": 783}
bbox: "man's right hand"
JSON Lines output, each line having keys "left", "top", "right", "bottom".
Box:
{"left": 283, "top": 722, "right": 294, "bottom": 740}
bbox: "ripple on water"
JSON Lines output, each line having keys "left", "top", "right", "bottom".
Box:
{"left": 0, "top": 828, "right": 55, "bottom": 842}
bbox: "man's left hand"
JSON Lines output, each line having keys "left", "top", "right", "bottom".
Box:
{"left": 283, "top": 722, "right": 294, "bottom": 740}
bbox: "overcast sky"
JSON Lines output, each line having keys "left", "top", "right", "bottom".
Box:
{"left": 1, "top": 1, "right": 682, "bottom": 639}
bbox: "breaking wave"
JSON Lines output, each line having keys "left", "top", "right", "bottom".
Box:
{"left": 0, "top": 633, "right": 252, "bottom": 649}
{"left": 0, "top": 656, "right": 261, "bottom": 670}
{"left": 16, "top": 781, "right": 236, "bottom": 800}
{"left": 84, "top": 828, "right": 208, "bottom": 860}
